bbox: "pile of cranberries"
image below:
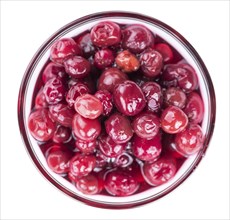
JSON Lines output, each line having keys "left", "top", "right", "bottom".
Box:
{"left": 28, "top": 21, "right": 205, "bottom": 197}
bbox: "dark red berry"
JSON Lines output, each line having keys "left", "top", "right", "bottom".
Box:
{"left": 94, "top": 49, "right": 114, "bottom": 69}
{"left": 75, "top": 139, "right": 97, "bottom": 154}
{"left": 155, "top": 43, "right": 173, "bottom": 63}
{"left": 35, "top": 87, "right": 48, "bottom": 109}
{"left": 53, "top": 126, "right": 72, "bottom": 143}
{"left": 113, "top": 152, "right": 134, "bottom": 168}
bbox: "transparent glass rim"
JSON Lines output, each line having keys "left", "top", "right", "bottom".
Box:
{"left": 18, "top": 11, "right": 216, "bottom": 209}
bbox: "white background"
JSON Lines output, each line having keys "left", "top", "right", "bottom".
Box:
{"left": 1, "top": 1, "right": 229, "bottom": 220}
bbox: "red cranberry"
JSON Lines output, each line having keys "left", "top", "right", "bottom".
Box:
{"left": 46, "top": 145, "right": 72, "bottom": 174}
{"left": 98, "top": 133, "right": 126, "bottom": 158}
{"left": 113, "top": 80, "right": 146, "bottom": 116}
{"left": 161, "top": 106, "right": 188, "bottom": 134}
{"left": 175, "top": 124, "right": 204, "bottom": 156}
{"left": 66, "top": 83, "right": 90, "bottom": 108}
{"left": 142, "top": 157, "right": 177, "bottom": 186}
{"left": 50, "top": 38, "right": 81, "bottom": 64}
{"left": 104, "top": 169, "right": 139, "bottom": 196}
{"left": 72, "top": 114, "right": 101, "bottom": 142}
{"left": 64, "top": 56, "right": 90, "bottom": 79}
{"left": 122, "top": 24, "right": 154, "bottom": 53}
{"left": 132, "top": 134, "right": 162, "bottom": 161}
{"left": 140, "top": 48, "right": 163, "bottom": 78}
{"left": 53, "top": 126, "right": 72, "bottom": 143}
{"left": 97, "top": 67, "right": 128, "bottom": 92}
{"left": 35, "top": 87, "right": 48, "bottom": 109}
{"left": 141, "top": 82, "right": 163, "bottom": 112}
{"left": 114, "top": 152, "right": 134, "bottom": 168}
{"left": 74, "top": 94, "right": 103, "bottom": 119}
{"left": 94, "top": 49, "right": 114, "bottom": 69}
{"left": 163, "top": 87, "right": 187, "bottom": 109}
{"left": 42, "top": 62, "right": 66, "bottom": 83}
{"left": 43, "top": 77, "right": 65, "bottom": 104}
{"left": 155, "top": 43, "right": 173, "bottom": 63}
{"left": 184, "top": 92, "right": 204, "bottom": 124}
{"left": 49, "top": 104, "right": 75, "bottom": 127}
{"left": 132, "top": 112, "right": 160, "bottom": 139}
{"left": 28, "top": 109, "right": 56, "bottom": 142}
{"left": 69, "top": 153, "right": 96, "bottom": 180}
{"left": 75, "top": 139, "right": 97, "bottom": 154}
{"left": 115, "top": 50, "right": 140, "bottom": 72}
{"left": 90, "top": 21, "right": 121, "bottom": 47}
{"left": 94, "top": 90, "right": 113, "bottom": 116}
{"left": 105, "top": 113, "right": 133, "bottom": 144}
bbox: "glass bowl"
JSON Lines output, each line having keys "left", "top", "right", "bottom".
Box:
{"left": 18, "top": 11, "right": 216, "bottom": 209}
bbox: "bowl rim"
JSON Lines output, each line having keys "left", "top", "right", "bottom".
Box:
{"left": 18, "top": 11, "right": 216, "bottom": 209}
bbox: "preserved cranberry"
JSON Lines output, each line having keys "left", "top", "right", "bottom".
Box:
{"left": 132, "top": 134, "right": 162, "bottom": 161}
{"left": 53, "top": 126, "right": 72, "bottom": 143}
{"left": 113, "top": 81, "right": 146, "bottom": 116}
{"left": 66, "top": 83, "right": 90, "bottom": 108}
{"left": 94, "top": 90, "right": 113, "bottom": 116}
{"left": 113, "top": 152, "right": 133, "bottom": 168}
{"left": 97, "top": 67, "right": 128, "bottom": 92}
{"left": 140, "top": 48, "right": 163, "bottom": 78}
{"left": 141, "top": 82, "right": 163, "bottom": 112}
{"left": 64, "top": 56, "right": 90, "bottom": 79}
{"left": 161, "top": 106, "right": 188, "bottom": 134}
{"left": 132, "top": 112, "right": 160, "bottom": 139}
{"left": 163, "top": 87, "right": 187, "bottom": 109}
{"left": 49, "top": 104, "right": 75, "bottom": 127}
{"left": 69, "top": 153, "right": 96, "bottom": 180}
{"left": 74, "top": 94, "right": 103, "bottom": 119}
{"left": 184, "top": 92, "right": 204, "bottom": 124}
{"left": 94, "top": 49, "right": 114, "bottom": 69}
{"left": 72, "top": 114, "right": 101, "bottom": 142}
{"left": 50, "top": 38, "right": 81, "bottom": 64}
{"left": 35, "top": 87, "right": 48, "bottom": 109}
{"left": 104, "top": 169, "right": 140, "bottom": 196}
{"left": 175, "top": 124, "right": 204, "bottom": 156}
{"left": 42, "top": 62, "right": 66, "bottom": 83}
{"left": 155, "top": 43, "right": 173, "bottom": 63}
{"left": 142, "top": 157, "right": 177, "bottom": 186}
{"left": 28, "top": 108, "right": 56, "bottom": 142}
{"left": 122, "top": 24, "right": 154, "bottom": 53}
{"left": 90, "top": 21, "right": 121, "bottom": 47}
{"left": 75, "top": 139, "right": 97, "bottom": 154}
{"left": 77, "top": 32, "right": 95, "bottom": 58}
{"left": 98, "top": 133, "right": 126, "bottom": 158}
{"left": 105, "top": 113, "right": 133, "bottom": 144}
{"left": 43, "top": 77, "right": 65, "bottom": 104}
{"left": 115, "top": 50, "right": 140, "bottom": 72}
{"left": 95, "top": 150, "right": 110, "bottom": 168}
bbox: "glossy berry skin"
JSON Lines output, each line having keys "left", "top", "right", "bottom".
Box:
{"left": 69, "top": 153, "right": 96, "bottom": 180}
{"left": 64, "top": 56, "right": 91, "bottom": 79}
{"left": 66, "top": 83, "right": 90, "bottom": 108}
{"left": 161, "top": 106, "right": 188, "bottom": 134}
{"left": 184, "top": 92, "right": 204, "bottom": 124}
{"left": 113, "top": 80, "right": 146, "bottom": 116}
{"left": 43, "top": 77, "right": 65, "bottom": 105}
{"left": 97, "top": 67, "right": 128, "bottom": 92}
{"left": 90, "top": 21, "right": 121, "bottom": 47}
{"left": 28, "top": 108, "right": 56, "bottom": 142}
{"left": 141, "top": 82, "right": 163, "bottom": 112}
{"left": 132, "top": 134, "right": 162, "bottom": 161}
{"left": 74, "top": 94, "right": 103, "bottom": 119}
{"left": 140, "top": 48, "right": 163, "bottom": 78}
{"left": 115, "top": 50, "right": 140, "bottom": 72}
{"left": 75, "top": 139, "right": 97, "bottom": 154}
{"left": 105, "top": 113, "right": 133, "bottom": 144}
{"left": 155, "top": 43, "right": 173, "bottom": 63}
{"left": 72, "top": 114, "right": 101, "bottom": 142}
{"left": 77, "top": 32, "right": 95, "bottom": 58}
{"left": 122, "top": 24, "right": 154, "bottom": 53}
{"left": 104, "top": 169, "right": 140, "bottom": 196}
{"left": 142, "top": 157, "right": 177, "bottom": 186}
{"left": 35, "top": 87, "right": 48, "bottom": 109}
{"left": 42, "top": 62, "right": 66, "bottom": 83}
{"left": 95, "top": 150, "right": 110, "bottom": 168}
{"left": 98, "top": 133, "right": 126, "bottom": 158}
{"left": 132, "top": 112, "right": 160, "bottom": 139}
{"left": 163, "top": 87, "right": 187, "bottom": 109}
{"left": 94, "top": 49, "right": 114, "bottom": 69}
{"left": 175, "top": 124, "right": 204, "bottom": 156}
{"left": 49, "top": 104, "right": 75, "bottom": 127}
{"left": 50, "top": 38, "right": 81, "bottom": 64}
{"left": 114, "top": 152, "right": 134, "bottom": 168}
{"left": 94, "top": 90, "right": 113, "bottom": 116}
{"left": 53, "top": 126, "right": 72, "bottom": 143}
